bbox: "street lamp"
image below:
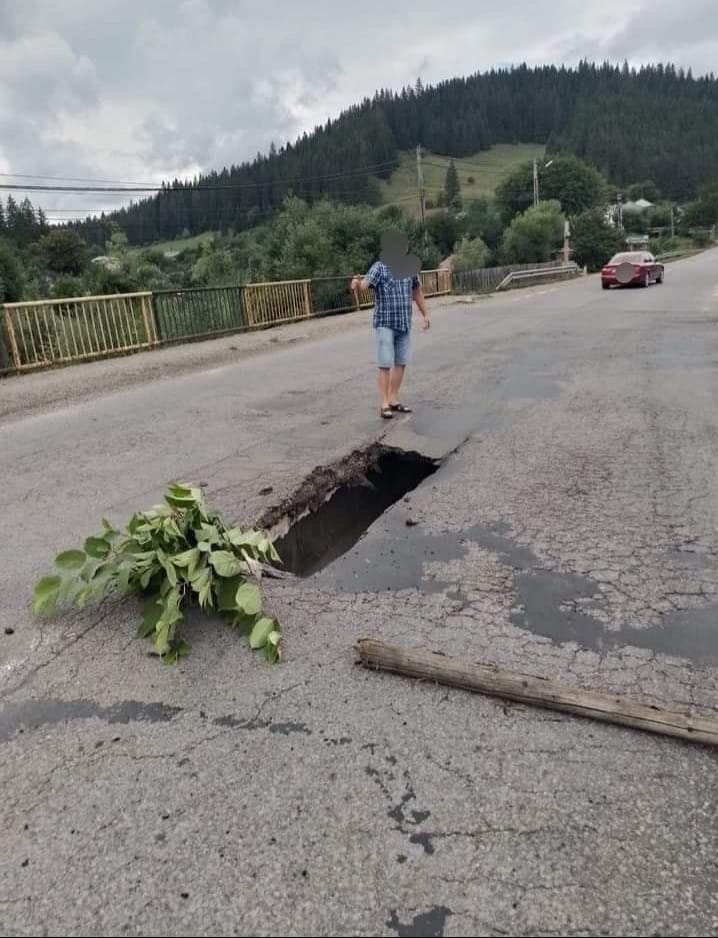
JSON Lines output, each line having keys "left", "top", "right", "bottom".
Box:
{"left": 533, "top": 158, "right": 554, "bottom": 206}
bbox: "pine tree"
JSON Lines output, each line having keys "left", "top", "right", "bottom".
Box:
{"left": 444, "top": 160, "right": 461, "bottom": 209}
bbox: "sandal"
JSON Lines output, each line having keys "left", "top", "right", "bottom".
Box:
{"left": 390, "top": 402, "right": 412, "bottom": 413}
{"left": 380, "top": 406, "right": 394, "bottom": 419}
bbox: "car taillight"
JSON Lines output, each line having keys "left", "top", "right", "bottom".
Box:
{"left": 633, "top": 265, "right": 641, "bottom": 272}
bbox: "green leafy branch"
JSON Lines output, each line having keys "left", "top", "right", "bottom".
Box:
{"left": 33, "top": 483, "right": 282, "bottom": 665}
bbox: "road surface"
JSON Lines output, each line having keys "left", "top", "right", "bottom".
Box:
{"left": 2, "top": 253, "right": 718, "bottom": 937}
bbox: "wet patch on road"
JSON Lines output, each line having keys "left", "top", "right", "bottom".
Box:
{"left": 386, "top": 906, "right": 453, "bottom": 937}
{"left": 326, "top": 513, "right": 718, "bottom": 665}
{"left": 0, "top": 698, "right": 182, "bottom": 743}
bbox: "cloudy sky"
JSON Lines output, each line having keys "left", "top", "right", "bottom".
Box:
{"left": 1, "top": 0, "right": 717, "bottom": 217}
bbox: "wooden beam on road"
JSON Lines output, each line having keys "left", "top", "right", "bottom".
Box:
{"left": 355, "top": 639, "right": 718, "bottom": 747}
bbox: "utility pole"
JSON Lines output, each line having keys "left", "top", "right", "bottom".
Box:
{"left": 616, "top": 193, "right": 624, "bottom": 230}
{"left": 533, "top": 158, "right": 539, "bottom": 207}
{"left": 670, "top": 204, "right": 675, "bottom": 239}
{"left": 562, "top": 219, "right": 571, "bottom": 263}
{"left": 416, "top": 144, "right": 428, "bottom": 255}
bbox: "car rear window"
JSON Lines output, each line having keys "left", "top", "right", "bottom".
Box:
{"left": 608, "top": 253, "right": 646, "bottom": 264}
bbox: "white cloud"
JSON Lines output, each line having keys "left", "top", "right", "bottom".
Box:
{"left": 0, "top": 0, "right": 716, "bottom": 217}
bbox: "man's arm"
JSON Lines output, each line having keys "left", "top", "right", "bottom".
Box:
{"left": 351, "top": 261, "right": 381, "bottom": 294}
{"left": 350, "top": 274, "right": 372, "bottom": 292}
{"left": 412, "top": 284, "right": 431, "bottom": 330}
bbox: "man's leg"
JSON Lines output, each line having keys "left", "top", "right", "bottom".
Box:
{"left": 389, "top": 330, "right": 411, "bottom": 407}
{"left": 389, "top": 365, "right": 405, "bottom": 404}
{"left": 378, "top": 368, "right": 392, "bottom": 409}
{"left": 375, "top": 327, "right": 394, "bottom": 414}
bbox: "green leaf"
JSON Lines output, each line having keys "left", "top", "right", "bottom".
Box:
{"left": 154, "top": 621, "right": 172, "bottom": 656}
{"left": 197, "top": 540, "right": 211, "bottom": 552}
{"left": 268, "top": 541, "right": 282, "bottom": 564}
{"left": 208, "top": 550, "right": 243, "bottom": 578}
{"left": 54, "top": 549, "right": 86, "bottom": 570}
{"left": 162, "top": 639, "right": 191, "bottom": 665}
{"left": 84, "top": 536, "right": 111, "bottom": 558}
{"left": 227, "top": 528, "right": 263, "bottom": 549}
{"left": 137, "top": 599, "right": 163, "bottom": 638}
{"left": 165, "top": 482, "right": 203, "bottom": 509}
{"left": 264, "top": 631, "right": 282, "bottom": 664}
{"left": 156, "top": 549, "right": 178, "bottom": 587}
{"left": 101, "top": 518, "right": 120, "bottom": 541}
{"left": 249, "top": 616, "right": 275, "bottom": 649}
{"left": 198, "top": 523, "right": 221, "bottom": 545}
{"left": 32, "top": 575, "right": 61, "bottom": 614}
{"left": 199, "top": 582, "right": 213, "bottom": 609}
{"left": 163, "top": 517, "right": 183, "bottom": 540}
{"left": 116, "top": 562, "right": 134, "bottom": 595}
{"left": 216, "top": 575, "right": 244, "bottom": 611}
{"left": 235, "top": 582, "right": 261, "bottom": 616}
{"left": 75, "top": 584, "right": 96, "bottom": 609}
{"left": 172, "top": 547, "right": 199, "bottom": 568}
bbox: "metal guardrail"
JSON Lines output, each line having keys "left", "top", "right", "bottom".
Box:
{"left": 0, "top": 268, "right": 452, "bottom": 375}
{"left": 654, "top": 249, "right": 703, "bottom": 262}
{"left": 2, "top": 292, "right": 156, "bottom": 371}
{"left": 451, "top": 260, "right": 567, "bottom": 295}
{"left": 496, "top": 263, "right": 580, "bottom": 292}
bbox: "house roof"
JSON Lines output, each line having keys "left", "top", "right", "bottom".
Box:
{"left": 623, "top": 198, "right": 654, "bottom": 211}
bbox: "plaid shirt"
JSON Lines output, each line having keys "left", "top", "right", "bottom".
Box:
{"left": 366, "top": 262, "right": 419, "bottom": 333}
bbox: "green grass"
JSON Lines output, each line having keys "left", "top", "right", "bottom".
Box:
{"left": 130, "top": 231, "right": 218, "bottom": 256}
{"left": 378, "top": 143, "right": 546, "bottom": 216}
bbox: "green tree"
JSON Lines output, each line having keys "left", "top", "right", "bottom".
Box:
{"left": 0, "top": 239, "right": 25, "bottom": 301}
{"left": 500, "top": 201, "right": 564, "bottom": 264}
{"left": 681, "top": 182, "right": 718, "bottom": 229}
{"left": 191, "top": 248, "right": 235, "bottom": 286}
{"left": 39, "top": 229, "right": 88, "bottom": 275}
{"left": 444, "top": 160, "right": 461, "bottom": 209}
{"left": 622, "top": 209, "right": 648, "bottom": 234}
{"left": 496, "top": 155, "right": 606, "bottom": 223}
{"left": 628, "top": 180, "right": 660, "bottom": 202}
{"left": 645, "top": 203, "right": 672, "bottom": 230}
{"left": 452, "top": 236, "right": 490, "bottom": 272}
{"left": 426, "top": 212, "right": 461, "bottom": 257}
{"left": 52, "top": 275, "right": 86, "bottom": 298}
{"left": 462, "top": 196, "right": 504, "bottom": 250}
{"left": 570, "top": 210, "right": 624, "bottom": 271}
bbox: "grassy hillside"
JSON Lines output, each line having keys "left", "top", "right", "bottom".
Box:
{"left": 378, "top": 143, "right": 546, "bottom": 216}
{"left": 129, "top": 231, "right": 218, "bottom": 256}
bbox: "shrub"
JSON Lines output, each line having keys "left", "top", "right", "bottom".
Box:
{"left": 33, "top": 483, "right": 282, "bottom": 665}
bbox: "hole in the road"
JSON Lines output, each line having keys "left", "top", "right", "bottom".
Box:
{"left": 271, "top": 446, "right": 438, "bottom": 577}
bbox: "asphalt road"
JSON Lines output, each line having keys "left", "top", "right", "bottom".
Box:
{"left": 2, "top": 254, "right": 718, "bottom": 937}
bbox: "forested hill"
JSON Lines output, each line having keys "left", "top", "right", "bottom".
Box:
{"left": 73, "top": 62, "right": 718, "bottom": 246}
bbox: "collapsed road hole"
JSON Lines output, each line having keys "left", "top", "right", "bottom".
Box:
{"left": 269, "top": 446, "right": 438, "bottom": 577}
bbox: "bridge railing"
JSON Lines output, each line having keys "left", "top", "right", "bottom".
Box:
{"left": 0, "top": 260, "right": 565, "bottom": 375}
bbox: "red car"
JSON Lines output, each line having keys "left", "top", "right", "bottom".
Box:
{"left": 601, "top": 251, "right": 664, "bottom": 289}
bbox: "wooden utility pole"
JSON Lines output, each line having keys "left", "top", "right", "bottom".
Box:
{"left": 562, "top": 219, "right": 571, "bottom": 263}
{"left": 533, "top": 158, "right": 539, "bottom": 207}
{"left": 670, "top": 205, "right": 675, "bottom": 238}
{"left": 416, "top": 144, "right": 428, "bottom": 255}
{"left": 355, "top": 639, "right": 718, "bottom": 747}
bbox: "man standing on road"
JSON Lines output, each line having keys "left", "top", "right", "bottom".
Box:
{"left": 350, "top": 232, "right": 431, "bottom": 419}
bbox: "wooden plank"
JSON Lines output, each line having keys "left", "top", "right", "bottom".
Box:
{"left": 355, "top": 639, "right": 718, "bottom": 747}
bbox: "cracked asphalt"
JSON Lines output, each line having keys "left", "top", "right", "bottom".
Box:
{"left": 2, "top": 253, "right": 718, "bottom": 937}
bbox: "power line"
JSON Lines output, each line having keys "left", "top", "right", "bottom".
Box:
{"left": 0, "top": 158, "right": 400, "bottom": 194}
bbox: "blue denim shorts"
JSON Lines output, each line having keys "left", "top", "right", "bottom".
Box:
{"left": 375, "top": 327, "right": 411, "bottom": 368}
